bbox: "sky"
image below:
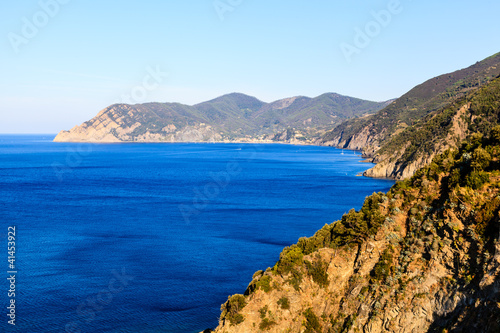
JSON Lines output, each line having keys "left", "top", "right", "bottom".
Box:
{"left": 1, "top": 0, "right": 499, "bottom": 133}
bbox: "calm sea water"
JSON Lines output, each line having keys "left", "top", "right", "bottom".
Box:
{"left": 0, "top": 135, "right": 393, "bottom": 333}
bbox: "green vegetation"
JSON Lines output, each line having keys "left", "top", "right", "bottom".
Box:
{"left": 321, "top": 52, "right": 500, "bottom": 152}
{"left": 285, "top": 268, "right": 303, "bottom": 291}
{"left": 305, "top": 257, "right": 329, "bottom": 288}
{"left": 217, "top": 64, "right": 500, "bottom": 330}
{"left": 342, "top": 314, "right": 357, "bottom": 332}
{"left": 371, "top": 77, "right": 500, "bottom": 177}
{"left": 255, "top": 275, "right": 272, "bottom": 293}
{"left": 371, "top": 246, "right": 394, "bottom": 282}
{"left": 220, "top": 124, "right": 500, "bottom": 331}
{"left": 220, "top": 294, "right": 246, "bottom": 326}
{"left": 274, "top": 246, "right": 304, "bottom": 275}
{"left": 246, "top": 272, "right": 274, "bottom": 295}
{"left": 252, "top": 270, "right": 264, "bottom": 279}
{"left": 258, "top": 305, "right": 268, "bottom": 319}
{"left": 76, "top": 92, "right": 388, "bottom": 143}
{"left": 273, "top": 192, "right": 386, "bottom": 280}
{"left": 265, "top": 124, "right": 500, "bottom": 330}
{"left": 303, "top": 308, "right": 322, "bottom": 333}
{"left": 259, "top": 318, "right": 276, "bottom": 331}
{"left": 331, "top": 193, "right": 385, "bottom": 245}
{"left": 389, "top": 126, "right": 500, "bottom": 285}
{"left": 258, "top": 305, "right": 276, "bottom": 330}
{"left": 277, "top": 296, "right": 290, "bottom": 310}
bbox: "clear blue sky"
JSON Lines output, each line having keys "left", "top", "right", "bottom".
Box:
{"left": 1, "top": 0, "right": 499, "bottom": 133}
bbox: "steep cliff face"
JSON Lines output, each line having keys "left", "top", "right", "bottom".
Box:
{"left": 212, "top": 129, "right": 500, "bottom": 333}
{"left": 320, "top": 52, "right": 500, "bottom": 179}
{"left": 362, "top": 77, "right": 500, "bottom": 180}
{"left": 54, "top": 105, "right": 133, "bottom": 142}
{"left": 362, "top": 104, "right": 471, "bottom": 180}
{"left": 321, "top": 124, "right": 384, "bottom": 153}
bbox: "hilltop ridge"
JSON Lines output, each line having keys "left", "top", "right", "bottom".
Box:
{"left": 54, "top": 92, "right": 389, "bottom": 144}
{"left": 320, "top": 52, "right": 500, "bottom": 178}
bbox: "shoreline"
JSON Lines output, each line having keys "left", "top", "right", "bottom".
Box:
{"left": 51, "top": 136, "right": 363, "bottom": 152}
{"left": 50, "top": 136, "right": 396, "bottom": 180}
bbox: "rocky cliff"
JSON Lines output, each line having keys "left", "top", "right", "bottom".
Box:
{"left": 210, "top": 128, "right": 500, "bottom": 333}
{"left": 361, "top": 76, "right": 500, "bottom": 180}
{"left": 320, "top": 52, "right": 500, "bottom": 180}
{"left": 362, "top": 103, "right": 470, "bottom": 180}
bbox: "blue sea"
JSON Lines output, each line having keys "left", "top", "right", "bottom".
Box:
{"left": 0, "top": 135, "right": 394, "bottom": 333}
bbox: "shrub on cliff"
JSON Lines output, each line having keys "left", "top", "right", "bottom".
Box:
{"left": 274, "top": 245, "right": 304, "bottom": 275}
{"left": 273, "top": 193, "right": 386, "bottom": 277}
{"left": 305, "top": 257, "right": 329, "bottom": 288}
{"left": 255, "top": 275, "right": 272, "bottom": 292}
{"left": 303, "top": 308, "right": 322, "bottom": 333}
{"left": 371, "top": 246, "right": 394, "bottom": 282}
{"left": 330, "top": 192, "right": 385, "bottom": 246}
{"left": 221, "top": 294, "right": 246, "bottom": 326}
{"left": 277, "top": 296, "right": 290, "bottom": 310}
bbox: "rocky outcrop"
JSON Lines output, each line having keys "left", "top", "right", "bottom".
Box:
{"left": 362, "top": 101, "right": 472, "bottom": 180}
{"left": 211, "top": 132, "right": 500, "bottom": 332}
{"left": 322, "top": 124, "right": 383, "bottom": 153}
{"left": 203, "top": 58, "right": 500, "bottom": 333}
{"left": 54, "top": 104, "right": 223, "bottom": 143}
{"left": 214, "top": 213, "right": 497, "bottom": 333}
{"left": 320, "top": 53, "right": 500, "bottom": 180}
{"left": 54, "top": 106, "right": 130, "bottom": 142}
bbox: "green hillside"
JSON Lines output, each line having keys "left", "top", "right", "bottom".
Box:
{"left": 55, "top": 92, "right": 389, "bottom": 143}
{"left": 321, "top": 52, "right": 500, "bottom": 152}
{"left": 375, "top": 76, "right": 500, "bottom": 174}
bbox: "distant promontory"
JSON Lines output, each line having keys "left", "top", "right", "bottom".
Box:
{"left": 53, "top": 93, "right": 390, "bottom": 144}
